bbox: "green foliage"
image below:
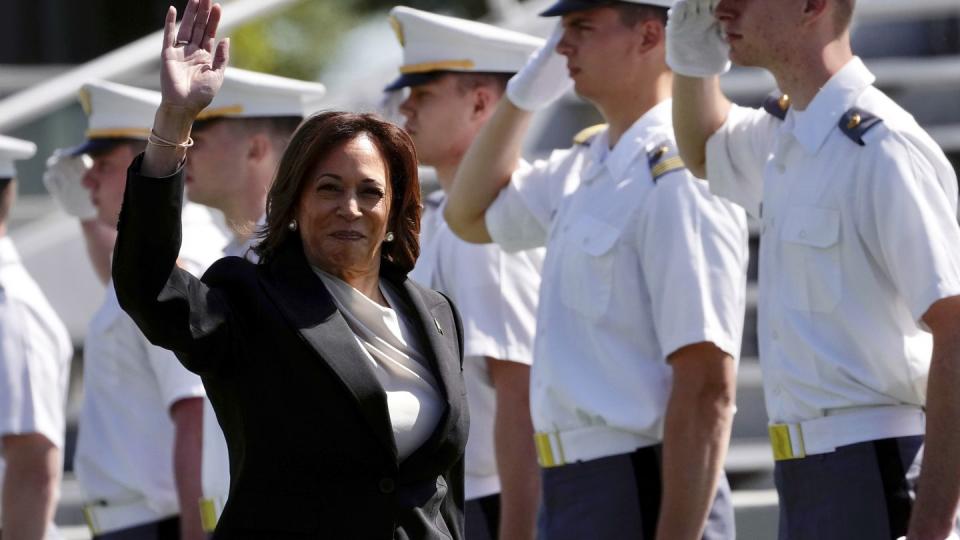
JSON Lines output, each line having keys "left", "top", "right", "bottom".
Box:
{"left": 228, "top": 0, "right": 491, "bottom": 80}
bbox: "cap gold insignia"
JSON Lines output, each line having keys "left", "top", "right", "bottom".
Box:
{"left": 389, "top": 15, "right": 405, "bottom": 46}
{"left": 78, "top": 88, "right": 93, "bottom": 116}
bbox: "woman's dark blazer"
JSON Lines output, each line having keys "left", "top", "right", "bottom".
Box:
{"left": 112, "top": 156, "right": 469, "bottom": 540}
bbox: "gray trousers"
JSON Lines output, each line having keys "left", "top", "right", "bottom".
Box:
{"left": 775, "top": 436, "right": 927, "bottom": 540}
{"left": 538, "top": 445, "right": 735, "bottom": 540}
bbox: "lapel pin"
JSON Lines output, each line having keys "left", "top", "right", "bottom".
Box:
{"left": 434, "top": 318, "right": 444, "bottom": 335}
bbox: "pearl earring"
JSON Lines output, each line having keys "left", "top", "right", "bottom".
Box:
{"left": 288, "top": 220, "right": 298, "bottom": 231}
{"left": 384, "top": 231, "right": 395, "bottom": 242}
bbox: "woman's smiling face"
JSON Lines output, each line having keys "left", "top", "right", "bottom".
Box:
{"left": 296, "top": 134, "right": 392, "bottom": 281}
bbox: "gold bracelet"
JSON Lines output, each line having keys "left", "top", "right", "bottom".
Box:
{"left": 148, "top": 130, "right": 194, "bottom": 149}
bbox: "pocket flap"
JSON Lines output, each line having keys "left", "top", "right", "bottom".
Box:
{"left": 782, "top": 206, "right": 840, "bottom": 248}
{"left": 571, "top": 216, "right": 621, "bottom": 256}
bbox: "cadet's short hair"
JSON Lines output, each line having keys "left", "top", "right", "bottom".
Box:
{"left": 452, "top": 72, "right": 512, "bottom": 96}
{"left": 87, "top": 139, "right": 146, "bottom": 159}
{"left": 0, "top": 179, "right": 13, "bottom": 225}
{"left": 835, "top": 0, "right": 855, "bottom": 32}
{"left": 194, "top": 116, "right": 303, "bottom": 152}
{"left": 615, "top": 3, "right": 669, "bottom": 28}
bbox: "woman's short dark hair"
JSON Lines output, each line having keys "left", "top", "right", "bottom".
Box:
{"left": 255, "top": 111, "right": 422, "bottom": 273}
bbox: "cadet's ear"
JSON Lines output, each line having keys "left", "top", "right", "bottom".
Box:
{"left": 247, "top": 133, "right": 272, "bottom": 163}
{"left": 634, "top": 17, "right": 665, "bottom": 55}
{"left": 471, "top": 86, "right": 497, "bottom": 121}
{"left": 801, "top": 0, "right": 830, "bottom": 25}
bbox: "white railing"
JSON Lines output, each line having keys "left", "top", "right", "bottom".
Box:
{"left": 0, "top": 0, "right": 302, "bottom": 132}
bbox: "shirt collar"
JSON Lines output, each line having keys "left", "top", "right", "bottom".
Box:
{"left": 587, "top": 99, "right": 674, "bottom": 181}
{"left": 785, "top": 57, "right": 875, "bottom": 155}
{"left": 0, "top": 237, "right": 19, "bottom": 267}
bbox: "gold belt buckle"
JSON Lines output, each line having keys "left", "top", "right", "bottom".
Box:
{"left": 769, "top": 423, "right": 806, "bottom": 461}
{"left": 534, "top": 432, "right": 566, "bottom": 468}
{"left": 198, "top": 497, "right": 220, "bottom": 532}
{"left": 82, "top": 504, "right": 102, "bottom": 535}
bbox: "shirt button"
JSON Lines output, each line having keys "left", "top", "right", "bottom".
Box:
{"left": 379, "top": 478, "right": 395, "bottom": 494}
{"left": 772, "top": 330, "right": 779, "bottom": 341}
{"left": 773, "top": 385, "right": 782, "bottom": 396}
{"left": 798, "top": 230, "right": 807, "bottom": 239}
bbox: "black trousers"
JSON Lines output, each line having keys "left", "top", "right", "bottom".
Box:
{"left": 465, "top": 494, "right": 501, "bottom": 540}
{"left": 93, "top": 516, "right": 180, "bottom": 540}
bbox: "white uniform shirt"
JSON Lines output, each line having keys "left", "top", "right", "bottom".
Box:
{"left": 0, "top": 237, "right": 72, "bottom": 538}
{"left": 485, "top": 100, "right": 748, "bottom": 457}
{"left": 411, "top": 192, "right": 542, "bottom": 500}
{"left": 201, "top": 214, "right": 264, "bottom": 519}
{"left": 75, "top": 203, "right": 226, "bottom": 514}
{"left": 706, "top": 57, "right": 960, "bottom": 424}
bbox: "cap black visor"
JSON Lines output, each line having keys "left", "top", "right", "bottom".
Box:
{"left": 66, "top": 138, "right": 140, "bottom": 157}
{"left": 540, "top": 0, "right": 618, "bottom": 16}
{"left": 384, "top": 72, "right": 449, "bottom": 92}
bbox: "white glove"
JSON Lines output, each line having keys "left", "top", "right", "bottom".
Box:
{"left": 43, "top": 149, "right": 96, "bottom": 220}
{"left": 506, "top": 23, "right": 573, "bottom": 112}
{"left": 666, "top": 0, "right": 731, "bottom": 78}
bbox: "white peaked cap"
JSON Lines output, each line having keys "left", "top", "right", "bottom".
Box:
{"left": 385, "top": 6, "right": 545, "bottom": 91}
{"left": 196, "top": 68, "right": 327, "bottom": 121}
{"left": 78, "top": 80, "right": 161, "bottom": 141}
{"left": 0, "top": 135, "right": 37, "bottom": 179}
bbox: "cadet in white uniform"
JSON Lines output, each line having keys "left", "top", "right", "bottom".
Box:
{"left": 668, "top": 0, "right": 960, "bottom": 538}
{"left": 387, "top": 7, "right": 545, "bottom": 539}
{"left": 50, "top": 80, "right": 226, "bottom": 540}
{"left": 0, "top": 136, "right": 72, "bottom": 540}
{"left": 178, "top": 68, "right": 326, "bottom": 532}
{"left": 445, "top": 1, "right": 748, "bottom": 539}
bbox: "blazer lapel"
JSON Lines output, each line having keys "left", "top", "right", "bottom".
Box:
{"left": 258, "top": 241, "right": 399, "bottom": 462}
{"left": 383, "top": 267, "right": 466, "bottom": 470}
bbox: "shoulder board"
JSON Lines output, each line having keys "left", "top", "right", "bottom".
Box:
{"left": 838, "top": 107, "right": 883, "bottom": 146}
{"left": 762, "top": 93, "right": 791, "bottom": 121}
{"left": 573, "top": 124, "right": 607, "bottom": 146}
{"left": 647, "top": 142, "right": 687, "bottom": 184}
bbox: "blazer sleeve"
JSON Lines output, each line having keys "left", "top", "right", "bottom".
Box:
{"left": 112, "top": 154, "right": 235, "bottom": 377}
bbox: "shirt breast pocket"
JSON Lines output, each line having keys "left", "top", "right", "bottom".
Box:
{"left": 561, "top": 216, "right": 621, "bottom": 320}
{"left": 781, "top": 206, "right": 842, "bottom": 313}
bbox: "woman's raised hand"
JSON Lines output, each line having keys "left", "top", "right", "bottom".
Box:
{"left": 160, "top": 0, "right": 229, "bottom": 118}
{"left": 143, "top": 0, "right": 227, "bottom": 177}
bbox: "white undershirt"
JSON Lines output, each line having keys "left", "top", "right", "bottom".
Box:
{"left": 314, "top": 269, "right": 444, "bottom": 461}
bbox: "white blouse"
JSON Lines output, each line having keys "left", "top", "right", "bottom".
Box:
{"left": 315, "top": 269, "right": 444, "bottom": 461}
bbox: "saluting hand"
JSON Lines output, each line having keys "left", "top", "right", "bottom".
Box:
{"left": 160, "top": 0, "right": 229, "bottom": 117}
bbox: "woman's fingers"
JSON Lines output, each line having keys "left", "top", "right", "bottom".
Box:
{"left": 176, "top": 0, "right": 198, "bottom": 44}
{"left": 191, "top": 0, "right": 212, "bottom": 47}
{"left": 212, "top": 37, "right": 230, "bottom": 73}
{"left": 162, "top": 6, "right": 177, "bottom": 50}
{"left": 201, "top": 3, "right": 222, "bottom": 53}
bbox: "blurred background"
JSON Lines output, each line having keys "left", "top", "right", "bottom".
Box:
{"left": 1, "top": 0, "right": 958, "bottom": 537}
